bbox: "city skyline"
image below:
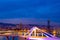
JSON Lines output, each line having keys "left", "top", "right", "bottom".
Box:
{"left": 0, "top": 18, "right": 60, "bottom": 26}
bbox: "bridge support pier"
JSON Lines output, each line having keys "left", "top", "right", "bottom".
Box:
{"left": 42, "top": 33, "right": 44, "bottom": 37}
{"left": 6, "top": 36, "right": 9, "bottom": 40}
{"left": 34, "top": 29, "right": 36, "bottom": 36}
{"left": 6, "top": 36, "right": 16, "bottom": 40}
{"left": 12, "top": 36, "right": 15, "bottom": 40}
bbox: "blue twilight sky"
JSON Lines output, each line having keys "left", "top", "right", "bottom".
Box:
{"left": 0, "top": 0, "right": 60, "bottom": 25}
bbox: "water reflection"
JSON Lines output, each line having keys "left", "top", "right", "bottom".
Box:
{"left": 0, "top": 36, "right": 19, "bottom": 40}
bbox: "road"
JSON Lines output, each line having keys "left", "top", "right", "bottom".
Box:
{"left": 29, "top": 37, "right": 60, "bottom": 40}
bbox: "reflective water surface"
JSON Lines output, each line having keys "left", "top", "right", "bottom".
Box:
{"left": 0, "top": 36, "right": 60, "bottom": 40}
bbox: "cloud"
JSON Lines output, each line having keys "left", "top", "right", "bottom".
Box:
{"left": 0, "top": 18, "right": 60, "bottom": 26}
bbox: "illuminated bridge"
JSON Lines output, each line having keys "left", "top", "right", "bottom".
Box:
{"left": 0, "top": 27, "right": 56, "bottom": 40}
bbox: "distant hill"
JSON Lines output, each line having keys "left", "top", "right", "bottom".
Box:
{"left": 0, "top": 22, "right": 16, "bottom": 28}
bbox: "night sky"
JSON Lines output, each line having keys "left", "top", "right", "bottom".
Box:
{"left": 0, "top": 0, "right": 60, "bottom": 25}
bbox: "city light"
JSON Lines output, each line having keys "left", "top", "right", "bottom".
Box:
{"left": 29, "top": 38, "right": 44, "bottom": 40}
